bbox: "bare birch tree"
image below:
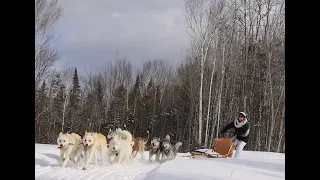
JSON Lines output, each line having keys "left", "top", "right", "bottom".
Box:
{"left": 35, "top": 0, "right": 63, "bottom": 88}
{"left": 185, "top": 0, "right": 223, "bottom": 145}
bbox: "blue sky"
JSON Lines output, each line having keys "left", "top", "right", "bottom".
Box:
{"left": 53, "top": 0, "right": 189, "bottom": 75}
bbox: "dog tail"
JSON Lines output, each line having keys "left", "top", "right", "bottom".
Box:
{"left": 165, "top": 134, "right": 170, "bottom": 141}
{"left": 143, "top": 130, "right": 149, "bottom": 145}
{"left": 117, "top": 129, "right": 133, "bottom": 142}
{"left": 174, "top": 142, "right": 182, "bottom": 150}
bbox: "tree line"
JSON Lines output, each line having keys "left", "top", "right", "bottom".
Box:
{"left": 35, "top": 0, "right": 285, "bottom": 153}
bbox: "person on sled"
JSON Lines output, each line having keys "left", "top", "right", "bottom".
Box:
{"left": 221, "top": 112, "right": 250, "bottom": 158}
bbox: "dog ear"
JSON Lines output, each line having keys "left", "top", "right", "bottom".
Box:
{"left": 85, "top": 130, "right": 87, "bottom": 134}
{"left": 59, "top": 132, "right": 63, "bottom": 136}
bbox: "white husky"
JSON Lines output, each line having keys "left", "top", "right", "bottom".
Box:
{"left": 108, "top": 128, "right": 134, "bottom": 164}
{"left": 57, "top": 132, "right": 84, "bottom": 168}
{"left": 82, "top": 131, "right": 108, "bottom": 170}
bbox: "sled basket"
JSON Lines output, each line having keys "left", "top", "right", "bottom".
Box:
{"left": 212, "top": 138, "right": 235, "bottom": 158}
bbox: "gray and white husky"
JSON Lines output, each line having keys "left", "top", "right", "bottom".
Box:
{"left": 149, "top": 137, "right": 162, "bottom": 162}
{"left": 160, "top": 135, "right": 182, "bottom": 163}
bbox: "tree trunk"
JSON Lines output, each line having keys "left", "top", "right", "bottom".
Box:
{"left": 266, "top": 52, "right": 274, "bottom": 152}
{"left": 216, "top": 43, "right": 225, "bottom": 138}
{"left": 198, "top": 49, "right": 205, "bottom": 146}
{"left": 204, "top": 56, "right": 216, "bottom": 147}
{"left": 276, "top": 106, "right": 285, "bottom": 152}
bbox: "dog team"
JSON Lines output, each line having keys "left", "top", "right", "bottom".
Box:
{"left": 56, "top": 128, "right": 183, "bottom": 170}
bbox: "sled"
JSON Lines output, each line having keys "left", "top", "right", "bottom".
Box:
{"left": 190, "top": 149, "right": 217, "bottom": 158}
{"left": 211, "top": 138, "right": 235, "bottom": 158}
{"left": 189, "top": 138, "right": 235, "bottom": 158}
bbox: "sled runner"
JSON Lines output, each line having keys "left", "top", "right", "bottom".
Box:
{"left": 190, "top": 138, "right": 235, "bottom": 158}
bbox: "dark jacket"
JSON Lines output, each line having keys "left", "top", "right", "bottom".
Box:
{"left": 221, "top": 119, "right": 250, "bottom": 143}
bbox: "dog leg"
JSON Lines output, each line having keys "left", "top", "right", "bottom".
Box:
{"left": 94, "top": 151, "right": 98, "bottom": 166}
{"left": 155, "top": 152, "right": 160, "bottom": 162}
{"left": 100, "top": 147, "right": 106, "bottom": 165}
{"left": 83, "top": 149, "right": 95, "bottom": 170}
{"left": 116, "top": 153, "right": 122, "bottom": 163}
{"left": 83, "top": 151, "right": 88, "bottom": 163}
{"left": 75, "top": 154, "right": 80, "bottom": 168}
{"left": 132, "top": 150, "right": 138, "bottom": 158}
{"left": 72, "top": 158, "right": 77, "bottom": 168}
{"left": 149, "top": 153, "right": 153, "bottom": 162}
{"left": 125, "top": 153, "right": 130, "bottom": 163}
{"left": 108, "top": 151, "right": 115, "bottom": 164}
{"left": 59, "top": 150, "right": 64, "bottom": 164}
{"left": 62, "top": 155, "right": 70, "bottom": 168}
{"left": 160, "top": 153, "right": 166, "bottom": 163}
{"left": 140, "top": 151, "right": 144, "bottom": 160}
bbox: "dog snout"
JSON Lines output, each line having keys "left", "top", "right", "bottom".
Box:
{"left": 113, "top": 147, "right": 115, "bottom": 150}
{"left": 85, "top": 144, "right": 88, "bottom": 147}
{"left": 152, "top": 143, "right": 155, "bottom": 146}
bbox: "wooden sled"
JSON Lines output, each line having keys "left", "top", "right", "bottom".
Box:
{"left": 189, "top": 138, "right": 235, "bottom": 158}
{"left": 212, "top": 138, "right": 235, "bottom": 158}
{"left": 190, "top": 149, "right": 213, "bottom": 158}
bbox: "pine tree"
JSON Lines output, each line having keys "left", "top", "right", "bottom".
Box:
{"left": 53, "top": 79, "right": 65, "bottom": 134}
{"left": 67, "top": 68, "right": 81, "bottom": 132}
{"left": 95, "top": 78, "right": 105, "bottom": 132}
{"left": 141, "top": 78, "right": 155, "bottom": 135}
{"left": 128, "top": 75, "right": 142, "bottom": 135}
{"left": 35, "top": 81, "right": 49, "bottom": 143}
{"left": 106, "top": 85, "right": 127, "bottom": 130}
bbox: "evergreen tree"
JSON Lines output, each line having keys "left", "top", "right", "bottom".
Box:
{"left": 106, "top": 85, "right": 127, "bottom": 130}
{"left": 128, "top": 75, "right": 142, "bottom": 135}
{"left": 35, "top": 81, "right": 49, "bottom": 142}
{"left": 95, "top": 78, "right": 105, "bottom": 132}
{"left": 53, "top": 79, "right": 65, "bottom": 134}
{"left": 67, "top": 68, "right": 81, "bottom": 132}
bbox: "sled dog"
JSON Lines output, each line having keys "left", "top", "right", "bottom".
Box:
{"left": 132, "top": 130, "right": 149, "bottom": 159}
{"left": 149, "top": 137, "right": 162, "bottom": 162}
{"left": 57, "top": 132, "right": 84, "bottom": 168}
{"left": 161, "top": 135, "right": 182, "bottom": 163}
{"left": 82, "top": 131, "right": 108, "bottom": 170}
{"left": 108, "top": 128, "right": 134, "bottom": 164}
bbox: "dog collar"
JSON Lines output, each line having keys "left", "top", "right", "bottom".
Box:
{"left": 151, "top": 147, "right": 159, "bottom": 152}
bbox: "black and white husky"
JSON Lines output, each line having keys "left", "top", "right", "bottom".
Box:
{"left": 160, "top": 135, "right": 182, "bottom": 163}
{"left": 149, "top": 137, "right": 162, "bottom": 162}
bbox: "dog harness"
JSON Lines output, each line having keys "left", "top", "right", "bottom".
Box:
{"left": 163, "top": 147, "right": 171, "bottom": 155}
{"left": 151, "top": 146, "right": 160, "bottom": 154}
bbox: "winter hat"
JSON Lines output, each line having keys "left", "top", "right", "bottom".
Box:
{"left": 239, "top": 112, "right": 247, "bottom": 118}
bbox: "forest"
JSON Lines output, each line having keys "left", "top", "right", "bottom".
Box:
{"left": 35, "top": 0, "right": 285, "bottom": 153}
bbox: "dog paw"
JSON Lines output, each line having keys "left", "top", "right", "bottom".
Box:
{"left": 82, "top": 167, "right": 87, "bottom": 170}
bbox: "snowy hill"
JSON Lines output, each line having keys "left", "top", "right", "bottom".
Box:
{"left": 35, "top": 143, "right": 285, "bottom": 180}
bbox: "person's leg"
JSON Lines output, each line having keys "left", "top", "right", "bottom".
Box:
{"left": 234, "top": 139, "right": 246, "bottom": 158}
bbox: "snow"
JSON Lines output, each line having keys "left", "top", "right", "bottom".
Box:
{"left": 35, "top": 143, "right": 285, "bottom": 180}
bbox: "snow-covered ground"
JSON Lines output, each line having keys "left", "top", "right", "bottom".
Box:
{"left": 35, "top": 143, "right": 285, "bottom": 180}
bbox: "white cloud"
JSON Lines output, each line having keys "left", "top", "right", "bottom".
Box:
{"left": 54, "top": 0, "right": 189, "bottom": 74}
